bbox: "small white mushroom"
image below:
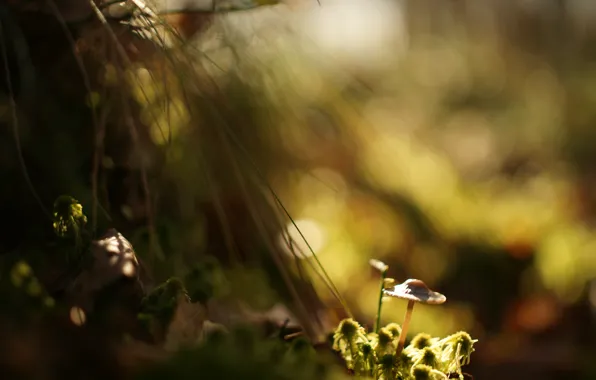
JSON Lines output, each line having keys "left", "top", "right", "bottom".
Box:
{"left": 383, "top": 279, "right": 446, "bottom": 356}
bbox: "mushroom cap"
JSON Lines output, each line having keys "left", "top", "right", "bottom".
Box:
{"left": 369, "top": 259, "right": 389, "bottom": 272}
{"left": 383, "top": 279, "right": 446, "bottom": 305}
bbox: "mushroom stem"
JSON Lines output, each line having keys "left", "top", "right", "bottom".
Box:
{"left": 395, "top": 299, "right": 415, "bottom": 356}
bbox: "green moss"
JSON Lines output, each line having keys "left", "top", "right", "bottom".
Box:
{"left": 139, "top": 277, "right": 190, "bottom": 329}
{"left": 333, "top": 318, "right": 366, "bottom": 346}
{"left": 136, "top": 324, "right": 331, "bottom": 380}
{"left": 410, "top": 333, "right": 433, "bottom": 350}
{"left": 183, "top": 257, "right": 228, "bottom": 304}
{"left": 331, "top": 318, "right": 477, "bottom": 379}
{"left": 384, "top": 323, "right": 402, "bottom": 339}
{"left": 413, "top": 347, "right": 440, "bottom": 369}
{"left": 411, "top": 364, "right": 433, "bottom": 380}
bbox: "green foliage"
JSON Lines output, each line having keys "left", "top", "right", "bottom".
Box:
{"left": 139, "top": 277, "right": 190, "bottom": 330}
{"left": 136, "top": 324, "right": 338, "bottom": 380}
{"left": 183, "top": 256, "right": 228, "bottom": 304}
{"left": 52, "top": 195, "right": 87, "bottom": 239}
{"left": 52, "top": 195, "right": 90, "bottom": 262}
{"left": 332, "top": 318, "right": 477, "bottom": 379}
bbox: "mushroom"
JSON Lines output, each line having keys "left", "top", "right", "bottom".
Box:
{"left": 369, "top": 259, "right": 389, "bottom": 333}
{"left": 383, "top": 279, "right": 446, "bottom": 356}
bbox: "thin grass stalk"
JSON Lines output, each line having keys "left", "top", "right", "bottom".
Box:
{"left": 374, "top": 267, "right": 387, "bottom": 334}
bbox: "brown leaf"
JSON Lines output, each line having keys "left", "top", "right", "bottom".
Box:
{"left": 163, "top": 295, "right": 208, "bottom": 351}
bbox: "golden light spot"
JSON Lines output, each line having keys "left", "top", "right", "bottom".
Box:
{"left": 122, "top": 261, "right": 136, "bottom": 278}
{"left": 70, "top": 307, "right": 86, "bottom": 326}
{"left": 15, "top": 261, "right": 32, "bottom": 277}
{"left": 106, "top": 241, "right": 120, "bottom": 254}
{"left": 278, "top": 219, "right": 326, "bottom": 259}
{"left": 301, "top": 0, "right": 406, "bottom": 68}
{"left": 11, "top": 261, "right": 32, "bottom": 287}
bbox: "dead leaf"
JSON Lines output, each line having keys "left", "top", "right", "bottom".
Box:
{"left": 163, "top": 295, "right": 208, "bottom": 351}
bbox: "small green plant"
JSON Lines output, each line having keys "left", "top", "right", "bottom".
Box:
{"left": 52, "top": 195, "right": 87, "bottom": 239}
{"left": 138, "top": 277, "right": 190, "bottom": 334}
{"left": 332, "top": 318, "right": 476, "bottom": 379}
{"left": 333, "top": 259, "right": 477, "bottom": 379}
{"left": 52, "top": 195, "right": 90, "bottom": 262}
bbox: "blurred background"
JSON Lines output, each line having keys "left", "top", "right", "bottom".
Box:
{"left": 2, "top": 0, "right": 596, "bottom": 379}
{"left": 202, "top": 1, "right": 596, "bottom": 378}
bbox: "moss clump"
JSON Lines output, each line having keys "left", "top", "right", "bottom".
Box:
{"left": 410, "top": 333, "right": 434, "bottom": 350}
{"left": 384, "top": 323, "right": 402, "bottom": 339}
{"left": 183, "top": 257, "right": 228, "bottom": 304}
{"left": 138, "top": 277, "right": 190, "bottom": 335}
{"left": 137, "top": 324, "right": 333, "bottom": 380}
{"left": 411, "top": 364, "right": 433, "bottom": 380}
{"left": 332, "top": 318, "right": 477, "bottom": 379}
